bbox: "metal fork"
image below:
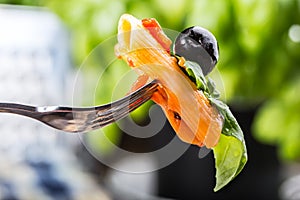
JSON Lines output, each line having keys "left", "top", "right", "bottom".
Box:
{"left": 0, "top": 81, "right": 158, "bottom": 133}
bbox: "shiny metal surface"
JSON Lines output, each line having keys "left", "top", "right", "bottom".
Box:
{"left": 0, "top": 81, "right": 158, "bottom": 133}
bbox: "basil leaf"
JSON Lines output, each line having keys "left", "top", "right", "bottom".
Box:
{"left": 184, "top": 61, "right": 220, "bottom": 98}
{"left": 207, "top": 77, "right": 220, "bottom": 98}
{"left": 184, "top": 61, "right": 207, "bottom": 92}
{"left": 212, "top": 134, "right": 247, "bottom": 191}
{"left": 181, "top": 59, "right": 247, "bottom": 191}
{"left": 210, "top": 98, "right": 247, "bottom": 191}
{"left": 209, "top": 98, "right": 245, "bottom": 142}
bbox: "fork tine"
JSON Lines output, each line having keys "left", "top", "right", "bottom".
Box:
{"left": 90, "top": 81, "right": 158, "bottom": 129}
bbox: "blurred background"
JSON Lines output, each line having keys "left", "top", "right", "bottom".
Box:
{"left": 0, "top": 0, "right": 300, "bottom": 199}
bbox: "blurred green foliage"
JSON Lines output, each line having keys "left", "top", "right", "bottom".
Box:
{"left": 1, "top": 0, "right": 300, "bottom": 160}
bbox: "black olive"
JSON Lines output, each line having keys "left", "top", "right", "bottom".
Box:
{"left": 174, "top": 26, "right": 219, "bottom": 75}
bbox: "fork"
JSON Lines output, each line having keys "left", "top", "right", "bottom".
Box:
{"left": 0, "top": 81, "right": 159, "bottom": 133}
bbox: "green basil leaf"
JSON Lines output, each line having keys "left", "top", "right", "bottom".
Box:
{"left": 184, "top": 61, "right": 207, "bottom": 91}
{"left": 207, "top": 77, "right": 220, "bottom": 98}
{"left": 184, "top": 61, "right": 220, "bottom": 98}
{"left": 212, "top": 134, "right": 247, "bottom": 191}
{"left": 181, "top": 59, "right": 247, "bottom": 191}
{"left": 209, "top": 98, "right": 245, "bottom": 142}
{"left": 210, "top": 98, "right": 247, "bottom": 191}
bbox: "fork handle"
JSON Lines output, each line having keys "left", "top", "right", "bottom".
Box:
{"left": 0, "top": 103, "right": 39, "bottom": 118}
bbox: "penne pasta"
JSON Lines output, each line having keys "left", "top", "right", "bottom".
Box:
{"left": 115, "top": 14, "right": 223, "bottom": 148}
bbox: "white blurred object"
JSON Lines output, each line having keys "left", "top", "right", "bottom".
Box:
{"left": 279, "top": 163, "right": 300, "bottom": 200}
{"left": 0, "top": 5, "right": 110, "bottom": 200}
{"left": 0, "top": 4, "right": 71, "bottom": 159}
{"left": 280, "top": 174, "right": 300, "bottom": 200}
{"left": 106, "top": 155, "right": 172, "bottom": 200}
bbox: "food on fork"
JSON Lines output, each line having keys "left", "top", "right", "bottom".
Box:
{"left": 115, "top": 14, "right": 247, "bottom": 191}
